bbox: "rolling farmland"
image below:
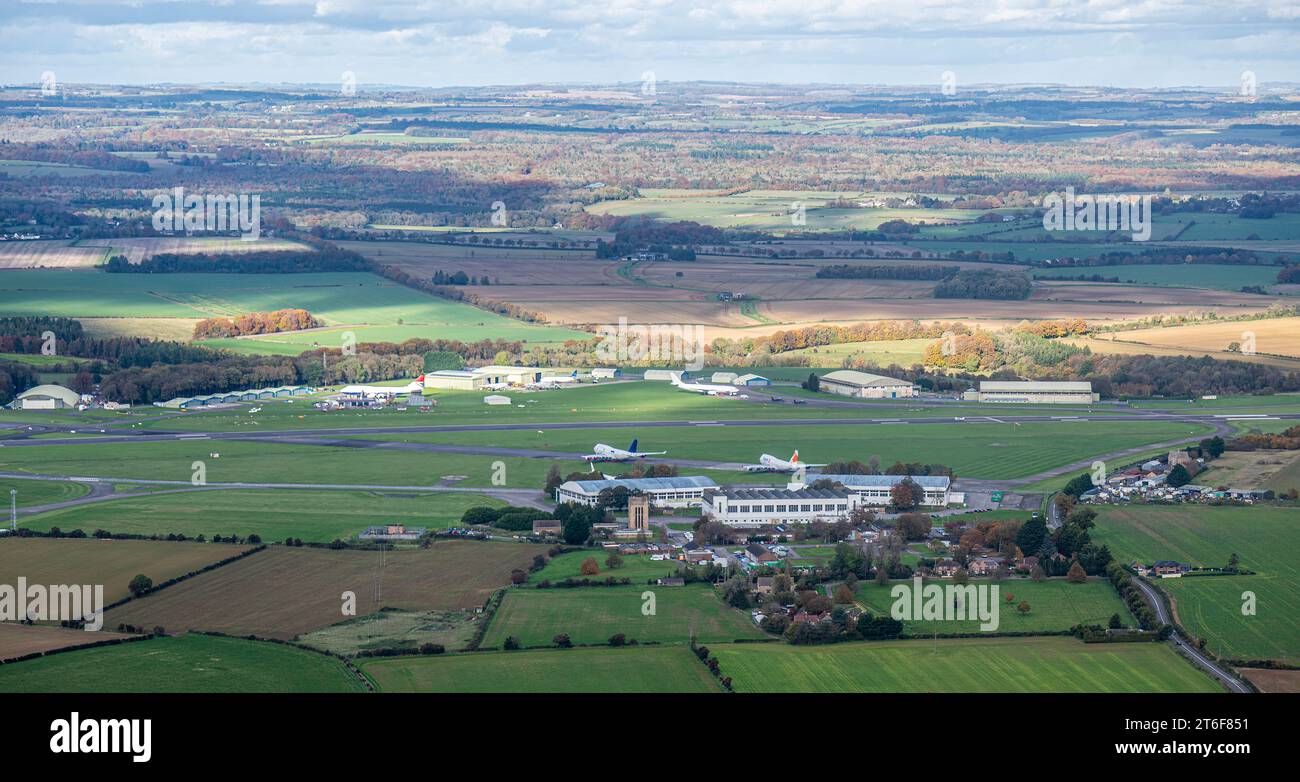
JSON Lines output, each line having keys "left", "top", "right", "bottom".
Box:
{"left": 711, "top": 636, "right": 1221, "bottom": 692}
{"left": 362, "top": 645, "right": 721, "bottom": 693}
{"left": 105, "top": 541, "right": 549, "bottom": 640}
{"left": 0, "top": 634, "right": 366, "bottom": 693}
{"left": 1092, "top": 505, "right": 1300, "bottom": 662}
{"left": 482, "top": 585, "right": 764, "bottom": 648}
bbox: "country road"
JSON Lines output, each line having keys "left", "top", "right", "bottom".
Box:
{"left": 1131, "top": 575, "right": 1251, "bottom": 693}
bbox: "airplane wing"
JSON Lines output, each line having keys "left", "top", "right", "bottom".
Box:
{"left": 632, "top": 450, "right": 668, "bottom": 458}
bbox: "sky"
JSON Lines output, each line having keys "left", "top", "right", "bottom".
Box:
{"left": 1, "top": 0, "right": 1298, "bottom": 91}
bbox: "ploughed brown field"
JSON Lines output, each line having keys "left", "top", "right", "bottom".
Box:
{"left": 1240, "top": 668, "right": 1300, "bottom": 693}
{"left": 0, "top": 538, "right": 256, "bottom": 604}
{"left": 0, "top": 623, "right": 135, "bottom": 661}
{"left": 340, "top": 239, "right": 1284, "bottom": 331}
{"left": 105, "top": 540, "right": 550, "bottom": 640}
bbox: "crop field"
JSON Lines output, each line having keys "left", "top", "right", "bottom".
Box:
{"left": 362, "top": 645, "right": 722, "bottom": 693}
{"left": 482, "top": 584, "right": 764, "bottom": 648}
{"left": 1030, "top": 263, "right": 1283, "bottom": 291}
{"left": 0, "top": 623, "right": 135, "bottom": 661}
{"left": 711, "top": 636, "right": 1220, "bottom": 692}
{"left": 0, "top": 537, "right": 254, "bottom": 603}
{"left": 1239, "top": 668, "right": 1300, "bottom": 693}
{"left": 20, "top": 488, "right": 505, "bottom": 543}
{"left": 0, "top": 269, "right": 586, "bottom": 348}
{"left": 773, "top": 338, "right": 932, "bottom": 367}
{"left": 1, "top": 476, "right": 90, "bottom": 507}
{"left": 105, "top": 541, "right": 549, "bottom": 639}
{"left": 1092, "top": 505, "right": 1300, "bottom": 661}
{"left": 0, "top": 633, "right": 366, "bottom": 693}
{"left": 366, "top": 418, "right": 1214, "bottom": 481}
{"left": 1265, "top": 457, "right": 1300, "bottom": 495}
{"left": 528, "top": 551, "right": 681, "bottom": 584}
{"left": 853, "top": 578, "right": 1133, "bottom": 634}
{"left": 1094, "top": 317, "right": 1300, "bottom": 360}
{"left": 1062, "top": 336, "right": 1300, "bottom": 370}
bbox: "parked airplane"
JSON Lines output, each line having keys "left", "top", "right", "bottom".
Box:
{"left": 581, "top": 439, "right": 667, "bottom": 462}
{"left": 741, "top": 450, "right": 828, "bottom": 473}
{"left": 669, "top": 372, "right": 740, "bottom": 396}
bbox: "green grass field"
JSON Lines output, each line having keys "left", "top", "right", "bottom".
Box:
{"left": 362, "top": 645, "right": 721, "bottom": 692}
{"left": 1092, "top": 504, "right": 1300, "bottom": 662}
{"left": 19, "top": 488, "right": 504, "bottom": 542}
{"left": 528, "top": 550, "right": 680, "bottom": 584}
{"left": 0, "top": 633, "right": 366, "bottom": 693}
{"left": 711, "top": 636, "right": 1220, "bottom": 692}
{"left": 1031, "top": 263, "right": 1283, "bottom": 291}
{"left": 482, "top": 584, "right": 763, "bottom": 648}
{"left": 773, "top": 338, "right": 931, "bottom": 367}
{"left": 364, "top": 418, "right": 1212, "bottom": 480}
{"left": 1, "top": 476, "right": 90, "bottom": 507}
{"left": 0, "top": 269, "right": 586, "bottom": 348}
{"left": 853, "top": 578, "right": 1134, "bottom": 634}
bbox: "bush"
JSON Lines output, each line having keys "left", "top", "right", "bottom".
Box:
{"left": 579, "top": 556, "right": 600, "bottom": 576}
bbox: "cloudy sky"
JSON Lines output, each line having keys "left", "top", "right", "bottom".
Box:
{"left": 2, "top": 0, "right": 1297, "bottom": 90}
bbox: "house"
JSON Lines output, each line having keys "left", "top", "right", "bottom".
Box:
{"left": 755, "top": 576, "right": 775, "bottom": 594}
{"left": 1153, "top": 560, "right": 1188, "bottom": 578}
{"left": 968, "top": 556, "right": 1001, "bottom": 576}
{"left": 932, "top": 559, "right": 961, "bottom": 578}
{"left": 745, "top": 544, "right": 778, "bottom": 563}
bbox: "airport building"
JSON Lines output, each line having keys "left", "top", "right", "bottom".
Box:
{"left": 818, "top": 474, "right": 952, "bottom": 506}
{"left": 818, "top": 370, "right": 915, "bottom": 399}
{"left": 157, "top": 385, "right": 314, "bottom": 409}
{"left": 12, "top": 384, "right": 82, "bottom": 410}
{"left": 700, "top": 486, "right": 859, "bottom": 528}
{"left": 555, "top": 476, "right": 719, "bottom": 508}
{"left": 423, "top": 365, "right": 545, "bottom": 390}
{"left": 966, "top": 380, "right": 1097, "bottom": 404}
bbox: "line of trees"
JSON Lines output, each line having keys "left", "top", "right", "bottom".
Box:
{"left": 192, "top": 309, "right": 320, "bottom": 339}
{"left": 933, "top": 268, "right": 1032, "bottom": 300}
{"left": 815, "top": 264, "right": 958, "bottom": 280}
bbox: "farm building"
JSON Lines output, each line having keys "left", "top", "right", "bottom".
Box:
{"left": 13, "top": 384, "right": 81, "bottom": 410}
{"left": 555, "top": 476, "right": 718, "bottom": 508}
{"left": 483, "top": 395, "right": 512, "bottom": 405}
{"left": 967, "top": 381, "right": 1097, "bottom": 404}
{"left": 734, "top": 373, "right": 771, "bottom": 387}
{"left": 422, "top": 370, "right": 481, "bottom": 390}
{"left": 358, "top": 523, "right": 427, "bottom": 541}
{"left": 818, "top": 474, "right": 952, "bottom": 506}
{"left": 591, "top": 367, "right": 622, "bottom": 379}
{"left": 700, "top": 486, "right": 859, "bottom": 528}
{"left": 818, "top": 370, "right": 915, "bottom": 399}
{"left": 710, "top": 372, "right": 738, "bottom": 384}
{"left": 156, "top": 385, "right": 313, "bottom": 409}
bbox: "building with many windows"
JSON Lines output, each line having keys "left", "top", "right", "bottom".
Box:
{"left": 555, "top": 476, "right": 718, "bottom": 508}
{"left": 700, "top": 486, "right": 860, "bottom": 528}
{"left": 965, "top": 380, "right": 1097, "bottom": 404}
{"left": 818, "top": 474, "right": 952, "bottom": 506}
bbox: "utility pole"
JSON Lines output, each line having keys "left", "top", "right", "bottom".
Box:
{"left": 10, "top": 489, "right": 16, "bottom": 531}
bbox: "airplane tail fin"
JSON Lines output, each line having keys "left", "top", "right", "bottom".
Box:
{"left": 571, "top": 370, "right": 577, "bottom": 378}
{"left": 792, "top": 450, "right": 799, "bottom": 464}
{"left": 629, "top": 438, "right": 638, "bottom": 453}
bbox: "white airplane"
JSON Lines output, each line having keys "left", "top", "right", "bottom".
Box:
{"left": 581, "top": 439, "right": 667, "bottom": 463}
{"left": 669, "top": 372, "right": 740, "bottom": 396}
{"left": 741, "top": 450, "right": 829, "bottom": 473}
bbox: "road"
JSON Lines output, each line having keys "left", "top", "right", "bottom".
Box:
{"left": 1131, "top": 575, "right": 1251, "bottom": 693}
